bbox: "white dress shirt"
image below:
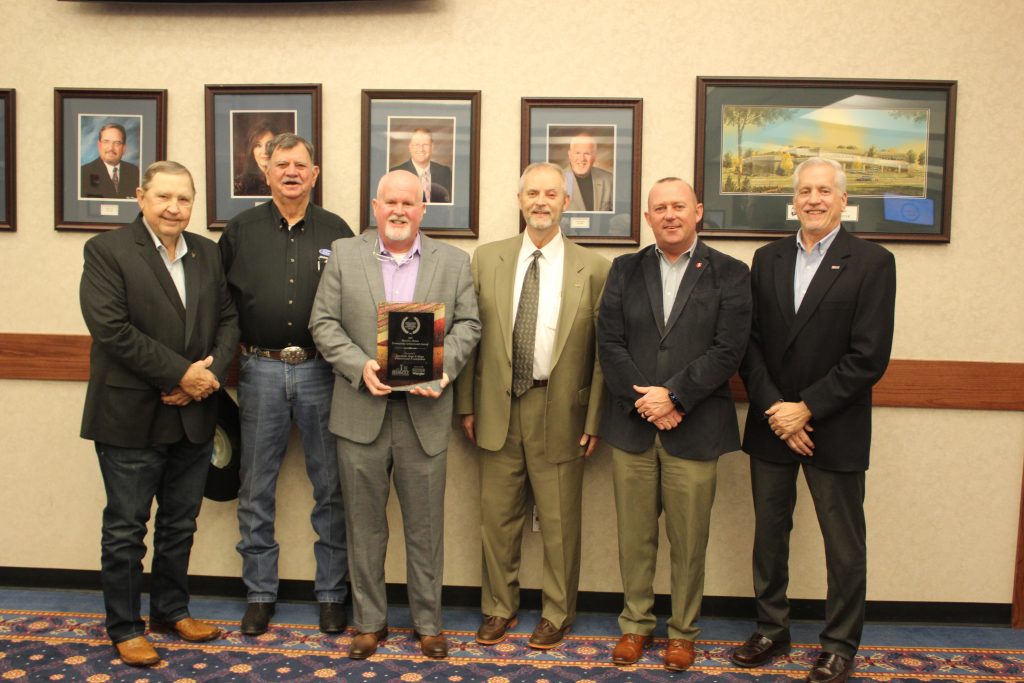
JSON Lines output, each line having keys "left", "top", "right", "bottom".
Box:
{"left": 512, "top": 230, "right": 564, "bottom": 381}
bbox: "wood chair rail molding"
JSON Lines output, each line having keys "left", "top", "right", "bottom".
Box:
{"left": 1, "top": 333, "right": 1022, "bottom": 411}
{"left": 2, "top": 331, "right": 1023, "bottom": 626}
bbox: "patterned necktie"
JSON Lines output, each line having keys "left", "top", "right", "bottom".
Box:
{"left": 512, "top": 250, "right": 542, "bottom": 397}
{"left": 112, "top": 166, "right": 120, "bottom": 194}
{"left": 421, "top": 168, "right": 432, "bottom": 202}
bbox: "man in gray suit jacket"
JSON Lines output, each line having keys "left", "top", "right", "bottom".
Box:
{"left": 309, "top": 170, "right": 480, "bottom": 660}
{"left": 597, "top": 178, "right": 750, "bottom": 671}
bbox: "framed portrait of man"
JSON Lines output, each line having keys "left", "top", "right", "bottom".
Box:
{"left": 361, "top": 90, "right": 480, "bottom": 238}
{"left": 385, "top": 117, "right": 457, "bottom": 206}
{"left": 205, "top": 84, "right": 321, "bottom": 230}
{"left": 54, "top": 89, "right": 166, "bottom": 231}
{"left": 0, "top": 89, "right": 14, "bottom": 232}
{"left": 521, "top": 98, "right": 642, "bottom": 246}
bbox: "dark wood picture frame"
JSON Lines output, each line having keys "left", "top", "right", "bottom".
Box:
{"left": 695, "top": 77, "right": 957, "bottom": 242}
{"left": 205, "top": 84, "right": 322, "bottom": 230}
{"left": 0, "top": 89, "right": 14, "bottom": 232}
{"left": 520, "top": 97, "right": 643, "bottom": 246}
{"left": 361, "top": 89, "right": 481, "bottom": 238}
{"left": 54, "top": 88, "right": 167, "bottom": 232}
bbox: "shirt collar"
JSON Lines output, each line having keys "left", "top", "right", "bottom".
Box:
{"left": 378, "top": 232, "right": 422, "bottom": 261}
{"left": 270, "top": 200, "right": 311, "bottom": 231}
{"left": 519, "top": 228, "right": 564, "bottom": 265}
{"left": 655, "top": 236, "right": 698, "bottom": 265}
{"left": 141, "top": 218, "right": 188, "bottom": 261}
{"left": 796, "top": 224, "right": 841, "bottom": 254}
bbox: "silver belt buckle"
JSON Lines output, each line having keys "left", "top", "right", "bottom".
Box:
{"left": 279, "top": 346, "right": 308, "bottom": 364}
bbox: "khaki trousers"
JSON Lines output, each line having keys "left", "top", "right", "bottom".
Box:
{"left": 479, "top": 386, "right": 584, "bottom": 629}
{"left": 612, "top": 439, "right": 717, "bottom": 640}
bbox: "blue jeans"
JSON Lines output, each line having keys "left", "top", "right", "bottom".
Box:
{"left": 96, "top": 439, "right": 211, "bottom": 643}
{"left": 236, "top": 353, "right": 348, "bottom": 603}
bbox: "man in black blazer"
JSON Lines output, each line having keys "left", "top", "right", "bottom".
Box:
{"left": 80, "top": 122, "right": 141, "bottom": 199}
{"left": 731, "top": 157, "right": 896, "bottom": 683}
{"left": 80, "top": 161, "right": 239, "bottom": 667}
{"left": 390, "top": 128, "right": 453, "bottom": 203}
{"left": 597, "top": 178, "right": 751, "bottom": 671}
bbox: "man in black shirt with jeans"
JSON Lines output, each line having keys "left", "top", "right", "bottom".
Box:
{"left": 219, "top": 133, "right": 353, "bottom": 635}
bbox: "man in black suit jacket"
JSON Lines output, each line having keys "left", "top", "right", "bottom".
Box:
{"left": 731, "top": 157, "right": 896, "bottom": 683}
{"left": 80, "top": 123, "right": 141, "bottom": 199}
{"left": 597, "top": 178, "right": 751, "bottom": 671}
{"left": 80, "top": 161, "right": 239, "bottom": 667}
{"left": 390, "top": 127, "right": 453, "bottom": 203}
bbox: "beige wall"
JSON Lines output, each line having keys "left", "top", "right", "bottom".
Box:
{"left": 1, "top": 0, "right": 1022, "bottom": 606}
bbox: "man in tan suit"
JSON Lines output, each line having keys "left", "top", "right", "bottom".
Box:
{"left": 455, "top": 162, "right": 610, "bottom": 649}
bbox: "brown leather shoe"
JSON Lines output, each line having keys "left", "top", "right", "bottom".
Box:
{"left": 114, "top": 636, "right": 160, "bottom": 667}
{"left": 527, "top": 617, "right": 571, "bottom": 649}
{"left": 476, "top": 614, "right": 518, "bottom": 645}
{"left": 731, "top": 631, "right": 791, "bottom": 668}
{"left": 149, "top": 617, "right": 222, "bottom": 642}
{"left": 612, "top": 633, "right": 653, "bottom": 665}
{"left": 348, "top": 627, "right": 388, "bottom": 660}
{"left": 664, "top": 638, "right": 696, "bottom": 671}
{"left": 415, "top": 632, "right": 449, "bottom": 658}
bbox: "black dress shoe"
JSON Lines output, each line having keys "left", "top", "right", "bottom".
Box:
{"left": 730, "top": 632, "right": 791, "bottom": 668}
{"left": 319, "top": 602, "right": 347, "bottom": 634}
{"left": 806, "top": 652, "right": 852, "bottom": 683}
{"left": 240, "top": 602, "right": 275, "bottom": 636}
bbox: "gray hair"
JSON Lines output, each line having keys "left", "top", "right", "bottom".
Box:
{"left": 266, "top": 133, "right": 315, "bottom": 163}
{"left": 140, "top": 161, "right": 195, "bottom": 195}
{"left": 519, "top": 162, "right": 568, "bottom": 193}
{"left": 793, "top": 157, "right": 847, "bottom": 194}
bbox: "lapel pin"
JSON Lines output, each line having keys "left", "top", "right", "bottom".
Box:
{"left": 831, "top": 265, "right": 840, "bottom": 270}
{"left": 695, "top": 261, "right": 703, "bottom": 269}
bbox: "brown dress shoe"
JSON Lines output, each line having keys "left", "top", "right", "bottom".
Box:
{"left": 528, "top": 617, "right": 571, "bottom": 649}
{"left": 114, "top": 636, "right": 160, "bottom": 667}
{"left": 476, "top": 615, "right": 518, "bottom": 645}
{"left": 731, "top": 631, "right": 791, "bottom": 667}
{"left": 664, "top": 638, "right": 696, "bottom": 671}
{"left": 415, "top": 632, "right": 449, "bottom": 658}
{"left": 150, "top": 617, "right": 222, "bottom": 642}
{"left": 612, "top": 633, "right": 653, "bottom": 665}
{"left": 348, "top": 627, "right": 388, "bottom": 659}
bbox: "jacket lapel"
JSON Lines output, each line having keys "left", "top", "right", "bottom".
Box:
{"left": 412, "top": 234, "right": 437, "bottom": 301}
{"left": 182, "top": 235, "right": 200, "bottom": 345}
{"left": 773, "top": 237, "right": 797, "bottom": 329}
{"left": 784, "top": 227, "right": 852, "bottom": 349}
{"left": 551, "top": 240, "right": 585, "bottom": 369}
{"left": 359, "top": 231, "right": 387, "bottom": 304}
{"left": 495, "top": 236, "right": 522, "bottom": 361}
{"left": 641, "top": 248, "right": 666, "bottom": 336}
{"left": 134, "top": 221, "right": 185, "bottom": 322}
{"left": 663, "top": 240, "right": 709, "bottom": 339}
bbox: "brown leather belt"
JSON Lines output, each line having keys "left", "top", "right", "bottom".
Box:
{"left": 532, "top": 379, "right": 548, "bottom": 388}
{"left": 241, "top": 344, "right": 318, "bottom": 365}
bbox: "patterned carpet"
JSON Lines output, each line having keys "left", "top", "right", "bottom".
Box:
{"left": 1, "top": 608, "right": 1023, "bottom": 682}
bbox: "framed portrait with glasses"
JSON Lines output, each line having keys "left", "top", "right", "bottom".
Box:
{"left": 361, "top": 90, "right": 480, "bottom": 238}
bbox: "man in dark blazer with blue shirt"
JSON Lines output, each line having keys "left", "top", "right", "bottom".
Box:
{"left": 80, "top": 161, "right": 239, "bottom": 667}
{"left": 597, "top": 177, "right": 751, "bottom": 671}
{"left": 731, "top": 157, "right": 896, "bottom": 683}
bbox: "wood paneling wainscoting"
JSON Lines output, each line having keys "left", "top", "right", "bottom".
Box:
{"left": 2, "top": 332, "right": 1023, "bottom": 624}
